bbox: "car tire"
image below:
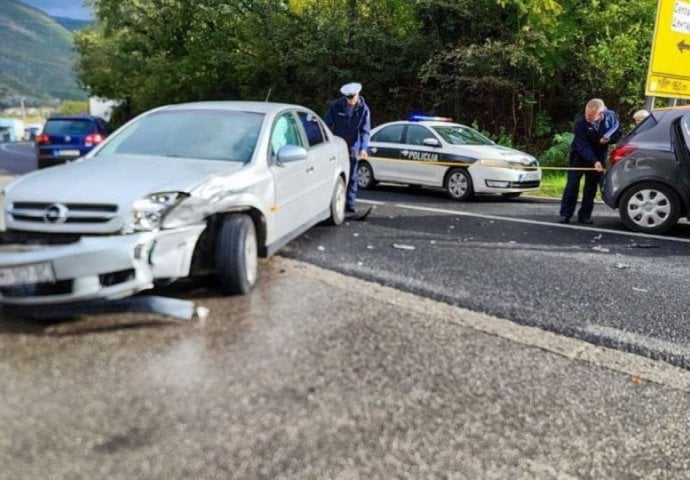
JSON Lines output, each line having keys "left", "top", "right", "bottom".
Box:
{"left": 444, "top": 168, "right": 473, "bottom": 201}
{"left": 327, "top": 176, "right": 347, "bottom": 226}
{"left": 619, "top": 182, "right": 680, "bottom": 234}
{"left": 501, "top": 192, "right": 522, "bottom": 198}
{"left": 216, "top": 214, "right": 258, "bottom": 295}
{"left": 357, "top": 161, "right": 376, "bottom": 189}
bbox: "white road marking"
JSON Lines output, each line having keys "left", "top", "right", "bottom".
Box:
{"left": 358, "top": 199, "right": 690, "bottom": 244}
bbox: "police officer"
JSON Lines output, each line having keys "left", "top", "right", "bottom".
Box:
{"left": 324, "top": 82, "right": 371, "bottom": 213}
{"left": 559, "top": 98, "right": 621, "bottom": 224}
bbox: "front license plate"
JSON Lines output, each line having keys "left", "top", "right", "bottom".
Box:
{"left": 56, "top": 149, "right": 80, "bottom": 157}
{"left": 520, "top": 171, "right": 540, "bottom": 181}
{"left": 0, "top": 262, "right": 55, "bottom": 287}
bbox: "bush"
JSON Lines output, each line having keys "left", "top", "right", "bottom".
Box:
{"left": 538, "top": 132, "right": 573, "bottom": 167}
{"left": 470, "top": 121, "right": 515, "bottom": 148}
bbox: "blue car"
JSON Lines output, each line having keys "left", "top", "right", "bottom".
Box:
{"left": 36, "top": 115, "right": 109, "bottom": 169}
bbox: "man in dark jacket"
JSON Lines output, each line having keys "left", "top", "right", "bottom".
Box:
{"left": 324, "top": 82, "right": 371, "bottom": 213}
{"left": 559, "top": 98, "right": 621, "bottom": 224}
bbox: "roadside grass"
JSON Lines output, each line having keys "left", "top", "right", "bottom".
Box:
{"left": 531, "top": 170, "right": 566, "bottom": 199}
{"left": 531, "top": 170, "right": 603, "bottom": 202}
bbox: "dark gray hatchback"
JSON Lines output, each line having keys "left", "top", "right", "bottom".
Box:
{"left": 603, "top": 106, "right": 690, "bottom": 234}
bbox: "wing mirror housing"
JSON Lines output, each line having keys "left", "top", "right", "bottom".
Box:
{"left": 276, "top": 145, "right": 308, "bottom": 164}
{"left": 423, "top": 138, "right": 441, "bottom": 147}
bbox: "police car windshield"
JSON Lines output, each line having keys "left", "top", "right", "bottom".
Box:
{"left": 432, "top": 125, "right": 494, "bottom": 146}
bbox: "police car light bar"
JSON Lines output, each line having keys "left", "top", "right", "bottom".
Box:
{"left": 409, "top": 115, "right": 453, "bottom": 122}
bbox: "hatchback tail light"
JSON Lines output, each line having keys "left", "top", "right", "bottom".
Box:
{"left": 84, "top": 133, "right": 105, "bottom": 147}
{"left": 609, "top": 144, "right": 638, "bottom": 166}
{"left": 36, "top": 133, "right": 50, "bottom": 145}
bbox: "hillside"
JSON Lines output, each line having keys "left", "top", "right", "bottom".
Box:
{"left": 53, "top": 16, "right": 91, "bottom": 32}
{"left": 0, "top": 0, "right": 87, "bottom": 105}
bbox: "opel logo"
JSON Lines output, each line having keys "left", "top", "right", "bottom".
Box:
{"left": 44, "top": 203, "right": 68, "bottom": 224}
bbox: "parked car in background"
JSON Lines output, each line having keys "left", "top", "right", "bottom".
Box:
{"left": 0, "top": 101, "right": 349, "bottom": 305}
{"left": 35, "top": 114, "right": 109, "bottom": 169}
{"left": 24, "top": 124, "right": 42, "bottom": 141}
{"left": 603, "top": 106, "right": 690, "bottom": 234}
{"left": 360, "top": 116, "right": 541, "bottom": 200}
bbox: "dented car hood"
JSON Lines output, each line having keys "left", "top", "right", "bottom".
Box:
{"left": 5, "top": 154, "right": 245, "bottom": 207}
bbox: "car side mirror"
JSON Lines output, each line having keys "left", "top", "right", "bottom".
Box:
{"left": 423, "top": 138, "right": 441, "bottom": 147}
{"left": 276, "top": 145, "right": 307, "bottom": 164}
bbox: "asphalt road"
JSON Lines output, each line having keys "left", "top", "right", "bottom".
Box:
{"left": 4, "top": 258, "right": 690, "bottom": 479}
{"left": 4, "top": 170, "right": 690, "bottom": 477}
{"left": 0, "top": 141, "right": 36, "bottom": 174}
{"left": 284, "top": 185, "right": 690, "bottom": 369}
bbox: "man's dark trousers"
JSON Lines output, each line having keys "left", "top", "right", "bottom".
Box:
{"left": 559, "top": 164, "right": 601, "bottom": 221}
{"left": 347, "top": 155, "right": 359, "bottom": 210}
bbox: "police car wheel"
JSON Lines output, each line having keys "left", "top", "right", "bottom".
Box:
{"left": 357, "top": 161, "right": 376, "bottom": 189}
{"left": 445, "top": 168, "right": 473, "bottom": 201}
{"left": 619, "top": 182, "right": 680, "bottom": 234}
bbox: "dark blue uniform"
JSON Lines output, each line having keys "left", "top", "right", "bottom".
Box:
{"left": 559, "top": 109, "right": 621, "bottom": 223}
{"left": 324, "top": 96, "right": 371, "bottom": 210}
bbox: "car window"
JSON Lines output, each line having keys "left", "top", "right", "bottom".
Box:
{"left": 405, "top": 125, "right": 434, "bottom": 145}
{"left": 372, "top": 125, "right": 404, "bottom": 143}
{"left": 96, "top": 109, "right": 264, "bottom": 163}
{"left": 271, "top": 112, "right": 304, "bottom": 157}
{"left": 431, "top": 124, "right": 494, "bottom": 145}
{"left": 44, "top": 119, "right": 96, "bottom": 136}
{"left": 297, "top": 111, "right": 326, "bottom": 147}
{"left": 623, "top": 109, "right": 690, "bottom": 146}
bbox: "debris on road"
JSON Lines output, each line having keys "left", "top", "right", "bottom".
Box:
{"left": 4, "top": 296, "right": 207, "bottom": 322}
{"left": 392, "top": 243, "right": 416, "bottom": 251}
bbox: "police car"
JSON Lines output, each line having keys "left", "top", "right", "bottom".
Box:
{"left": 360, "top": 117, "right": 541, "bottom": 200}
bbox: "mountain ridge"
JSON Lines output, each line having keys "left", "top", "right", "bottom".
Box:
{"left": 0, "top": 0, "right": 88, "bottom": 105}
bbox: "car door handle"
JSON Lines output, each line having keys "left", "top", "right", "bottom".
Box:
{"left": 306, "top": 166, "right": 314, "bottom": 173}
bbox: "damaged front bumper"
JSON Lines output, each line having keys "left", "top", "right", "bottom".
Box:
{"left": 0, "top": 224, "right": 206, "bottom": 306}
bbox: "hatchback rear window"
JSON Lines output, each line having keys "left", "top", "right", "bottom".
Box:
{"left": 43, "top": 119, "right": 96, "bottom": 136}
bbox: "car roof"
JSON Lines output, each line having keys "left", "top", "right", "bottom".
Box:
{"left": 374, "top": 120, "right": 470, "bottom": 129}
{"left": 157, "top": 101, "right": 312, "bottom": 115}
{"left": 47, "top": 114, "right": 104, "bottom": 121}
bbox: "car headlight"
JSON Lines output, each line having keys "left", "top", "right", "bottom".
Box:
{"left": 126, "top": 192, "right": 187, "bottom": 233}
{"left": 477, "top": 159, "right": 513, "bottom": 169}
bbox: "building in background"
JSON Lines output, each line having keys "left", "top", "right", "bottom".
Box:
{"left": 0, "top": 118, "right": 25, "bottom": 142}
{"left": 89, "top": 97, "right": 119, "bottom": 123}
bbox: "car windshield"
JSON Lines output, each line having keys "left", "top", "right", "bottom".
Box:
{"left": 95, "top": 109, "right": 264, "bottom": 163}
{"left": 431, "top": 124, "right": 494, "bottom": 146}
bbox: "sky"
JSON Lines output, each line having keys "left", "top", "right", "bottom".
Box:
{"left": 20, "top": 0, "right": 93, "bottom": 20}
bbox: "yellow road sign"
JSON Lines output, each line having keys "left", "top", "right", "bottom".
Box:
{"left": 646, "top": 0, "right": 690, "bottom": 99}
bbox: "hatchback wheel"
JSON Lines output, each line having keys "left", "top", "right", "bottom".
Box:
{"left": 619, "top": 182, "right": 680, "bottom": 234}
{"left": 357, "top": 161, "right": 375, "bottom": 189}
{"left": 445, "top": 168, "right": 473, "bottom": 201}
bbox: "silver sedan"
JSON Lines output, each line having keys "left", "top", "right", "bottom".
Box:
{"left": 0, "top": 101, "right": 350, "bottom": 305}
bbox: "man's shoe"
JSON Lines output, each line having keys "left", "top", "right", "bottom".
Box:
{"left": 345, "top": 206, "right": 356, "bottom": 213}
{"left": 577, "top": 217, "right": 593, "bottom": 225}
{"left": 558, "top": 216, "right": 570, "bottom": 224}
